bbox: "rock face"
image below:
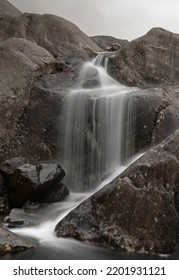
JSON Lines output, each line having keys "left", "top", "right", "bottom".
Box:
{"left": 108, "top": 28, "right": 179, "bottom": 87}
{"left": 55, "top": 129, "right": 179, "bottom": 255}
{"left": 151, "top": 88, "right": 179, "bottom": 145}
{"left": 0, "top": 225, "right": 36, "bottom": 255}
{"left": 0, "top": 160, "right": 68, "bottom": 208}
{"left": 0, "top": 12, "right": 100, "bottom": 59}
{"left": 0, "top": 1, "right": 100, "bottom": 163}
{"left": 0, "top": 37, "right": 57, "bottom": 162}
{"left": 0, "top": 0, "right": 21, "bottom": 16}
{"left": 0, "top": 174, "right": 9, "bottom": 215}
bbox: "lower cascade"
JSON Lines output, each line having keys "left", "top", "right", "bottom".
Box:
{"left": 58, "top": 52, "right": 137, "bottom": 191}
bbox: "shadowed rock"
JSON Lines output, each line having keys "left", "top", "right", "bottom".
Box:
{"left": 0, "top": 160, "right": 67, "bottom": 208}
{"left": 0, "top": 174, "right": 9, "bottom": 215}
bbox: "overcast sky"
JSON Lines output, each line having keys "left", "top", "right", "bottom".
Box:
{"left": 8, "top": 0, "right": 179, "bottom": 40}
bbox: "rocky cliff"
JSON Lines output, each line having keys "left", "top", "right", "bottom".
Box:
{"left": 108, "top": 28, "right": 179, "bottom": 87}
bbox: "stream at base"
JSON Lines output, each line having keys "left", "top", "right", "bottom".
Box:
{"left": 0, "top": 157, "right": 169, "bottom": 260}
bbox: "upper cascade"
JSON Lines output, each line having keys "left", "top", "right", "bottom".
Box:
{"left": 79, "top": 52, "right": 119, "bottom": 89}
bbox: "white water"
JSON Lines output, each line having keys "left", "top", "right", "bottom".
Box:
{"left": 58, "top": 52, "right": 137, "bottom": 191}
{"left": 12, "top": 52, "right": 139, "bottom": 249}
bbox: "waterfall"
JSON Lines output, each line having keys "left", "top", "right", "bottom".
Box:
{"left": 10, "top": 52, "right": 140, "bottom": 256}
{"left": 58, "top": 52, "right": 136, "bottom": 191}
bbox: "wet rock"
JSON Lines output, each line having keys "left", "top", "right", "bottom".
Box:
{"left": 55, "top": 130, "right": 179, "bottom": 255}
{"left": 0, "top": 174, "right": 5, "bottom": 196}
{"left": 108, "top": 28, "right": 179, "bottom": 87}
{"left": 0, "top": 225, "right": 36, "bottom": 255}
{"left": 0, "top": 174, "right": 9, "bottom": 215}
{"left": 39, "top": 182, "right": 69, "bottom": 203}
{"left": 130, "top": 88, "right": 166, "bottom": 153}
{"left": 6, "top": 162, "right": 66, "bottom": 208}
{"left": 171, "top": 244, "right": 179, "bottom": 260}
{"left": 81, "top": 66, "right": 101, "bottom": 88}
{"left": 8, "top": 208, "right": 43, "bottom": 227}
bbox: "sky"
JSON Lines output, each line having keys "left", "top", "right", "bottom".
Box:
{"left": 8, "top": 0, "right": 179, "bottom": 41}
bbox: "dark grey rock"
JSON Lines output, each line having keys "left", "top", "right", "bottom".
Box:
{"left": 0, "top": 225, "right": 36, "bottom": 255}
{"left": 6, "top": 162, "right": 66, "bottom": 207}
{"left": 171, "top": 244, "right": 179, "bottom": 260}
{"left": 39, "top": 182, "right": 69, "bottom": 203}
{"left": 55, "top": 129, "right": 179, "bottom": 255}
{"left": 0, "top": 173, "right": 9, "bottom": 215}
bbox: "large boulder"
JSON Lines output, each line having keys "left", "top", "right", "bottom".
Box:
{"left": 0, "top": 225, "right": 36, "bottom": 255}
{"left": 108, "top": 28, "right": 179, "bottom": 87}
{"left": 55, "top": 129, "right": 179, "bottom": 255}
{"left": 0, "top": 37, "right": 58, "bottom": 162}
{"left": 0, "top": 160, "right": 68, "bottom": 208}
{"left": 0, "top": 12, "right": 100, "bottom": 59}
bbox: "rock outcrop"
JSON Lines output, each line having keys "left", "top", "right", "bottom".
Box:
{"left": 0, "top": 12, "right": 100, "bottom": 59}
{"left": 108, "top": 28, "right": 179, "bottom": 87}
{"left": 0, "top": 0, "right": 21, "bottom": 16}
{"left": 0, "top": 225, "right": 36, "bottom": 255}
{"left": 55, "top": 129, "right": 179, "bottom": 255}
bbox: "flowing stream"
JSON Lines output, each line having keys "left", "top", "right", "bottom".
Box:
{"left": 2, "top": 52, "right": 165, "bottom": 260}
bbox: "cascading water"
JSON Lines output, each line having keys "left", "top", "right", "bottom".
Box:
{"left": 4, "top": 52, "right": 144, "bottom": 260}
{"left": 58, "top": 52, "right": 136, "bottom": 191}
